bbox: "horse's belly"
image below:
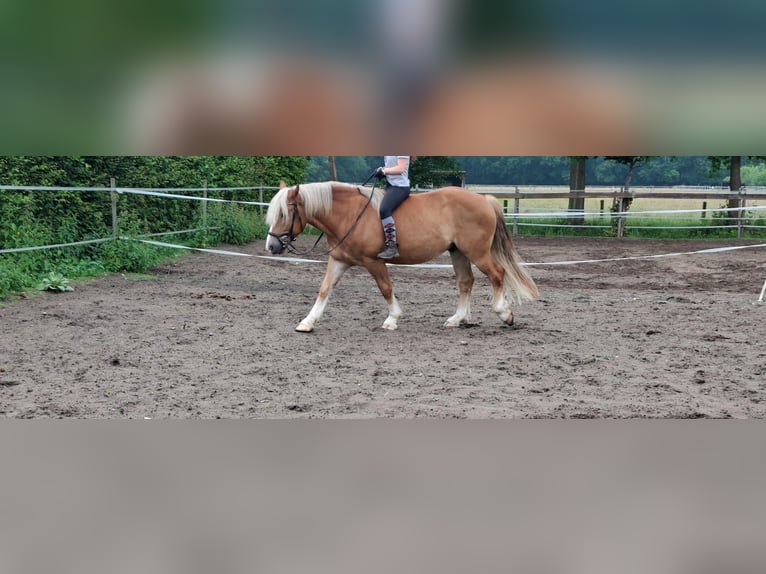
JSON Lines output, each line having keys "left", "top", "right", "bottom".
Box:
{"left": 397, "top": 241, "right": 452, "bottom": 265}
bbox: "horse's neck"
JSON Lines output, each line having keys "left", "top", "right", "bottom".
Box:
{"left": 309, "top": 186, "right": 370, "bottom": 239}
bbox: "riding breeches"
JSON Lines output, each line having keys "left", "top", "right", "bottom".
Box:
{"left": 379, "top": 185, "right": 411, "bottom": 219}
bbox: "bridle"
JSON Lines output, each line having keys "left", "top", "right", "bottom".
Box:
{"left": 268, "top": 172, "right": 381, "bottom": 257}
{"left": 267, "top": 199, "right": 305, "bottom": 253}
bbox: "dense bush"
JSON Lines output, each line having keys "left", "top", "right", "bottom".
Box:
{"left": 190, "top": 203, "right": 268, "bottom": 247}
{"left": 0, "top": 156, "right": 307, "bottom": 299}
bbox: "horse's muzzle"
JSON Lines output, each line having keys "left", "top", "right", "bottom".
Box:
{"left": 266, "top": 231, "right": 291, "bottom": 254}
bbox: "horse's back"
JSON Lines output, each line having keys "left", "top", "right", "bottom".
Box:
{"left": 406, "top": 186, "right": 496, "bottom": 223}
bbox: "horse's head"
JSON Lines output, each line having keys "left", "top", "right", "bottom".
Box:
{"left": 265, "top": 183, "right": 308, "bottom": 254}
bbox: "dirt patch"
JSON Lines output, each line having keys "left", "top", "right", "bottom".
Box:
{"left": 1, "top": 237, "right": 765, "bottom": 418}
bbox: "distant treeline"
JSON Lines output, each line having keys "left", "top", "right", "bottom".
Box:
{"left": 308, "top": 156, "right": 747, "bottom": 187}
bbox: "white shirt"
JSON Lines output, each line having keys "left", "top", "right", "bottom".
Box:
{"left": 384, "top": 156, "right": 410, "bottom": 187}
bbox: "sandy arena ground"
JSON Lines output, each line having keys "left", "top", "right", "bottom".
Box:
{"left": 1, "top": 236, "right": 765, "bottom": 418}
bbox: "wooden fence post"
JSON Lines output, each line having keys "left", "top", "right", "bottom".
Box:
{"left": 701, "top": 201, "right": 707, "bottom": 219}
{"left": 617, "top": 195, "right": 626, "bottom": 238}
{"left": 737, "top": 195, "right": 745, "bottom": 239}
{"left": 110, "top": 177, "right": 119, "bottom": 239}
{"left": 200, "top": 179, "right": 208, "bottom": 246}
{"left": 202, "top": 179, "right": 208, "bottom": 230}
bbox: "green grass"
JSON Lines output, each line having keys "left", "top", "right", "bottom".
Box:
{"left": 511, "top": 216, "right": 766, "bottom": 240}
{"left": 0, "top": 208, "right": 271, "bottom": 301}
{"left": 496, "top": 193, "right": 766, "bottom": 229}
{"left": 0, "top": 243, "right": 169, "bottom": 300}
{"left": 500, "top": 195, "right": 766, "bottom": 239}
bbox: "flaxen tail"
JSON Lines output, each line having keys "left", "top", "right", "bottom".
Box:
{"left": 488, "top": 196, "right": 540, "bottom": 303}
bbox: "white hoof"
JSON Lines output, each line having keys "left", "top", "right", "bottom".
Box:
{"left": 445, "top": 312, "right": 471, "bottom": 328}
{"left": 381, "top": 321, "right": 398, "bottom": 331}
{"left": 295, "top": 322, "right": 314, "bottom": 333}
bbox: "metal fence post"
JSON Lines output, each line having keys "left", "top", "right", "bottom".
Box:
{"left": 259, "top": 187, "right": 264, "bottom": 217}
{"left": 512, "top": 196, "right": 520, "bottom": 237}
{"left": 110, "top": 177, "right": 119, "bottom": 239}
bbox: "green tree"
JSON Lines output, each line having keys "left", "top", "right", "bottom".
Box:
{"left": 603, "top": 156, "right": 653, "bottom": 236}
{"left": 307, "top": 156, "right": 371, "bottom": 182}
{"left": 741, "top": 159, "right": 766, "bottom": 186}
{"left": 605, "top": 156, "right": 653, "bottom": 208}
{"left": 568, "top": 156, "right": 587, "bottom": 225}
{"left": 409, "top": 156, "right": 463, "bottom": 188}
{"left": 707, "top": 156, "right": 755, "bottom": 226}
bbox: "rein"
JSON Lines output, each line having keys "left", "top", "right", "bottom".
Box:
{"left": 272, "top": 176, "right": 380, "bottom": 257}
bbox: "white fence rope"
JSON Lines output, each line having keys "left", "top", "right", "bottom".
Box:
{"left": 0, "top": 185, "right": 269, "bottom": 193}
{"left": 0, "top": 185, "right": 276, "bottom": 256}
{"left": 0, "top": 237, "right": 113, "bottom": 255}
{"left": 0, "top": 185, "right": 116, "bottom": 192}
{"left": 0, "top": 184, "right": 275, "bottom": 207}
{"left": 116, "top": 187, "right": 270, "bottom": 207}
{"left": 4, "top": 183, "right": 766, "bottom": 257}
{"left": 129, "top": 237, "right": 766, "bottom": 269}
{"left": 504, "top": 204, "right": 766, "bottom": 219}
{"left": 5, "top": 183, "right": 766, "bottom": 218}
{"left": 129, "top": 238, "right": 254, "bottom": 257}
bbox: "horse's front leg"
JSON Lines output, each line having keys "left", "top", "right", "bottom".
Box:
{"left": 296, "top": 257, "right": 350, "bottom": 332}
{"left": 366, "top": 261, "right": 402, "bottom": 330}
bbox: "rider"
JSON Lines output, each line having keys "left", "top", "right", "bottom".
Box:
{"left": 375, "top": 155, "right": 411, "bottom": 259}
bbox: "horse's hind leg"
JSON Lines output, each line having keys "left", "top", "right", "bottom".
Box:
{"left": 470, "top": 254, "right": 514, "bottom": 326}
{"left": 445, "top": 249, "right": 474, "bottom": 327}
{"left": 366, "top": 260, "right": 402, "bottom": 330}
{"left": 296, "top": 257, "right": 350, "bottom": 332}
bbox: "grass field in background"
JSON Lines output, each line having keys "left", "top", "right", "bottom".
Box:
{"left": 464, "top": 186, "right": 766, "bottom": 239}
{"left": 469, "top": 185, "right": 766, "bottom": 213}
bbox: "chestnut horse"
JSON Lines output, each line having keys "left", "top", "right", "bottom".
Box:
{"left": 265, "top": 181, "right": 538, "bottom": 332}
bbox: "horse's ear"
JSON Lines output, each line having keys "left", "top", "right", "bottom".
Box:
{"left": 279, "top": 180, "right": 287, "bottom": 189}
